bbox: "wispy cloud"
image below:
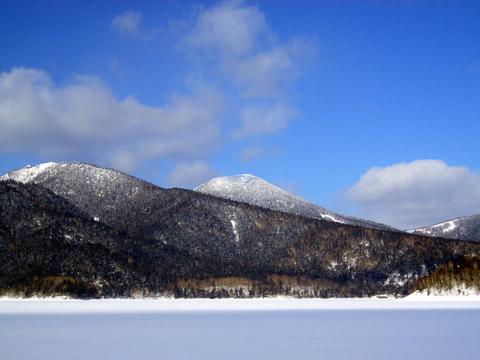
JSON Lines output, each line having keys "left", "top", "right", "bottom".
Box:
{"left": 184, "top": 0, "right": 315, "bottom": 135}
{"left": 111, "top": 10, "right": 142, "bottom": 36}
{"left": 167, "top": 161, "right": 217, "bottom": 187}
{"left": 238, "top": 146, "right": 264, "bottom": 162}
{"left": 468, "top": 60, "right": 480, "bottom": 75}
{"left": 346, "top": 159, "right": 480, "bottom": 229}
{"left": 185, "top": 0, "right": 268, "bottom": 57}
{"left": 234, "top": 103, "right": 297, "bottom": 138}
{"left": 227, "top": 39, "right": 315, "bottom": 98}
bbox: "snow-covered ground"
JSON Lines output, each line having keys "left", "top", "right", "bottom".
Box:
{"left": 1, "top": 298, "right": 480, "bottom": 360}
{"left": 1, "top": 296, "right": 480, "bottom": 314}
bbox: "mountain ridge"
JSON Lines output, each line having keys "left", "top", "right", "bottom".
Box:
{"left": 195, "top": 174, "right": 396, "bottom": 231}
{"left": 2, "top": 162, "right": 480, "bottom": 298}
{"left": 412, "top": 214, "right": 480, "bottom": 242}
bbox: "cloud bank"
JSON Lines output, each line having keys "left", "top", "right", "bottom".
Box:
{"left": 0, "top": 67, "right": 223, "bottom": 172}
{"left": 346, "top": 159, "right": 480, "bottom": 229}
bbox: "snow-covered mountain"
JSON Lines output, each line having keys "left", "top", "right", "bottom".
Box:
{"left": 0, "top": 162, "right": 57, "bottom": 183}
{"left": 1, "top": 164, "right": 394, "bottom": 231}
{"left": 1, "top": 162, "right": 133, "bottom": 188}
{"left": 1, "top": 162, "right": 156, "bottom": 226}
{"left": 412, "top": 215, "right": 480, "bottom": 242}
{"left": 2, "top": 162, "right": 480, "bottom": 298}
{"left": 195, "top": 174, "right": 395, "bottom": 231}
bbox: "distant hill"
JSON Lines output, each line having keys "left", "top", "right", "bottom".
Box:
{"left": 412, "top": 214, "right": 480, "bottom": 242}
{"left": 195, "top": 174, "right": 395, "bottom": 231}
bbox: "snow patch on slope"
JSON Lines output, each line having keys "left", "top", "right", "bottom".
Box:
{"left": 230, "top": 219, "right": 239, "bottom": 242}
{"left": 414, "top": 218, "right": 462, "bottom": 236}
{"left": 320, "top": 214, "right": 345, "bottom": 224}
{"left": 433, "top": 220, "right": 457, "bottom": 232}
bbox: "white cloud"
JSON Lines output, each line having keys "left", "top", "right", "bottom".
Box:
{"left": 228, "top": 38, "right": 315, "bottom": 98}
{"left": 167, "top": 161, "right": 217, "bottom": 188}
{"left": 185, "top": 0, "right": 267, "bottom": 57}
{"left": 111, "top": 10, "right": 142, "bottom": 35}
{"left": 234, "top": 103, "right": 297, "bottom": 137}
{"left": 185, "top": 1, "right": 314, "bottom": 136}
{"left": 346, "top": 160, "right": 480, "bottom": 229}
{"left": 0, "top": 67, "right": 223, "bottom": 171}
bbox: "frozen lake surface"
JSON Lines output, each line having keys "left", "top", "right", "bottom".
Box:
{"left": 1, "top": 299, "right": 480, "bottom": 360}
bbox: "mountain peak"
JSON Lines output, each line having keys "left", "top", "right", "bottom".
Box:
{"left": 195, "top": 174, "right": 395, "bottom": 230}
{"left": 0, "top": 162, "right": 140, "bottom": 189}
{"left": 195, "top": 174, "right": 302, "bottom": 203}
{"left": 196, "top": 174, "right": 291, "bottom": 194}
{"left": 199, "top": 174, "right": 267, "bottom": 183}
{"left": 1, "top": 162, "right": 58, "bottom": 183}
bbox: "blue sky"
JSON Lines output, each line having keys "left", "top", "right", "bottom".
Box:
{"left": 1, "top": 0, "right": 479, "bottom": 229}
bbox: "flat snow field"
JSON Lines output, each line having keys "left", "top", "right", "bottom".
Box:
{"left": 1, "top": 298, "right": 480, "bottom": 360}
{"left": 2, "top": 296, "right": 480, "bottom": 313}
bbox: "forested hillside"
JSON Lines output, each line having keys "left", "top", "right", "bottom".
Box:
{"left": 2, "top": 170, "right": 480, "bottom": 298}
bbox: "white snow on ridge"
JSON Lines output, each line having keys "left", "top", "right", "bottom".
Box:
{"left": 195, "top": 174, "right": 346, "bottom": 225}
{"left": 198, "top": 174, "right": 300, "bottom": 201}
{"left": 432, "top": 220, "right": 457, "bottom": 232}
{"left": 1, "top": 162, "right": 57, "bottom": 183}
{"left": 414, "top": 219, "right": 460, "bottom": 235}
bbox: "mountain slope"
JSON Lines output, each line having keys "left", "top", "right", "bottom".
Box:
{"left": 0, "top": 180, "right": 135, "bottom": 297}
{"left": 412, "top": 214, "right": 480, "bottom": 242}
{"left": 2, "top": 162, "right": 480, "bottom": 298}
{"left": 0, "top": 180, "right": 230, "bottom": 297}
{"left": 195, "top": 174, "right": 395, "bottom": 231}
